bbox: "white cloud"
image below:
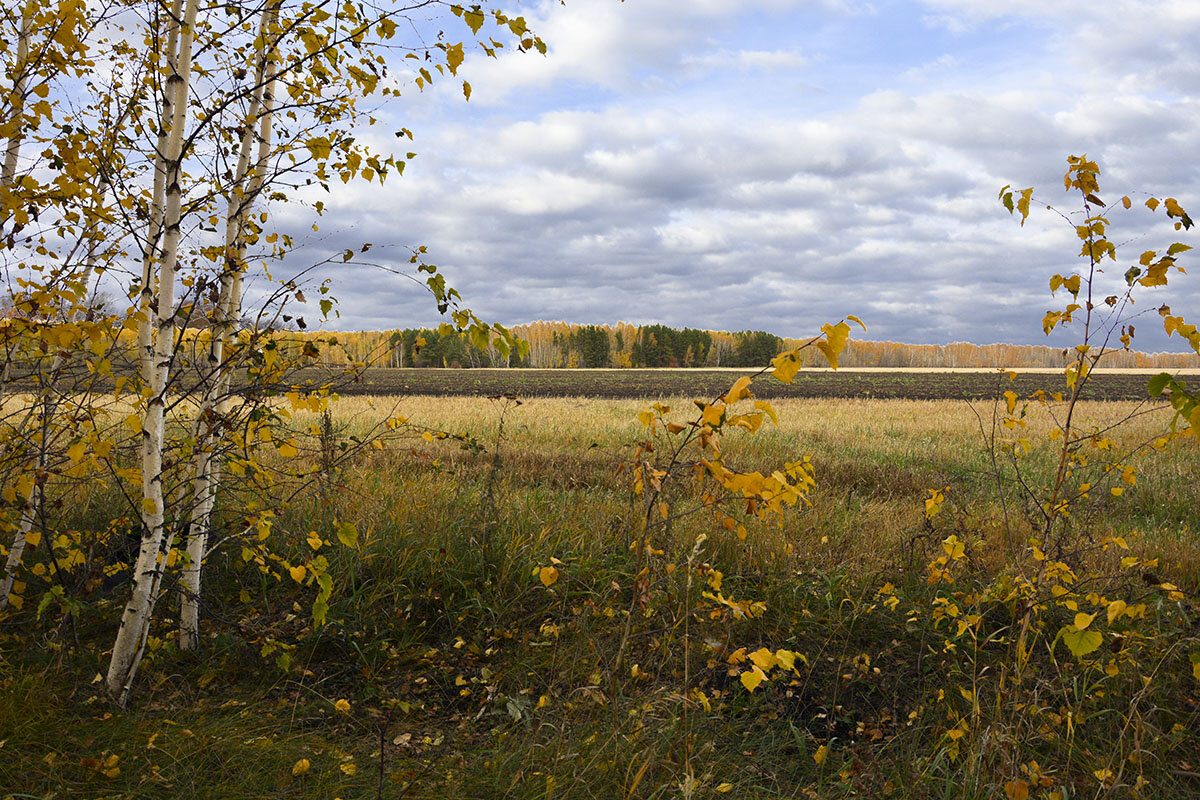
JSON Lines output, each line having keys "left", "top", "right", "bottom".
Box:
{"left": 284, "top": 0, "right": 1200, "bottom": 353}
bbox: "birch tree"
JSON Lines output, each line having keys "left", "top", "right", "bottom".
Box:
{"left": 88, "top": 0, "right": 543, "bottom": 703}
{"left": 1, "top": 0, "right": 545, "bottom": 702}
{"left": 0, "top": 0, "right": 116, "bottom": 612}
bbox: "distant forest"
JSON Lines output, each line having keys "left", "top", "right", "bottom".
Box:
{"left": 285, "top": 321, "right": 1200, "bottom": 370}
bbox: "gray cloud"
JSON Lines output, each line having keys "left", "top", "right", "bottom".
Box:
{"left": 250, "top": 1, "right": 1200, "bottom": 357}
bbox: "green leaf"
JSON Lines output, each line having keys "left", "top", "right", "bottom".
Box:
{"left": 1148, "top": 372, "right": 1172, "bottom": 397}
{"left": 335, "top": 520, "right": 358, "bottom": 549}
{"left": 1061, "top": 626, "right": 1102, "bottom": 658}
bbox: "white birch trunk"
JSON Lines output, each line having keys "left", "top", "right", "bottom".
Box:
{"left": 106, "top": 0, "right": 200, "bottom": 704}
{"left": 0, "top": 0, "right": 38, "bottom": 608}
{"left": 1, "top": 0, "right": 35, "bottom": 188}
{"left": 179, "top": 1, "right": 278, "bottom": 648}
{"left": 137, "top": 0, "right": 182, "bottom": 383}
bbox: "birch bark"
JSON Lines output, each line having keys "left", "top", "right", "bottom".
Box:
{"left": 106, "top": 0, "right": 201, "bottom": 703}
{"left": 179, "top": 0, "right": 279, "bottom": 649}
{"left": 0, "top": 0, "right": 39, "bottom": 611}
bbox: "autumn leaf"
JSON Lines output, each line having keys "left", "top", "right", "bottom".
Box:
{"left": 462, "top": 7, "right": 484, "bottom": 34}
{"left": 1004, "top": 779, "right": 1030, "bottom": 800}
{"left": 722, "top": 375, "right": 753, "bottom": 404}
{"left": 335, "top": 520, "right": 358, "bottom": 549}
{"left": 739, "top": 666, "right": 766, "bottom": 692}
{"left": 749, "top": 647, "right": 778, "bottom": 671}
{"left": 445, "top": 42, "right": 464, "bottom": 74}
{"left": 699, "top": 403, "right": 725, "bottom": 427}
{"left": 292, "top": 758, "right": 311, "bottom": 776}
{"left": 1061, "top": 625, "right": 1102, "bottom": 658}
{"left": 771, "top": 351, "right": 802, "bottom": 383}
{"left": 538, "top": 566, "right": 559, "bottom": 587}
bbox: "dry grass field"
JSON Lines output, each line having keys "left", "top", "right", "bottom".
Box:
{"left": 3, "top": 387, "right": 1198, "bottom": 799}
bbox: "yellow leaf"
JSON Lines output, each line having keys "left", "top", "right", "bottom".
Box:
{"left": 754, "top": 400, "right": 779, "bottom": 426}
{"left": 334, "top": 698, "right": 351, "bottom": 712}
{"left": 739, "top": 667, "right": 765, "bottom": 692}
{"left": 1074, "top": 612, "right": 1095, "bottom": 630}
{"left": 462, "top": 8, "right": 484, "bottom": 34}
{"left": 292, "top": 758, "right": 311, "bottom": 776}
{"left": 1004, "top": 780, "right": 1030, "bottom": 800}
{"left": 462, "top": 80, "right": 472, "bottom": 101}
{"left": 277, "top": 439, "right": 298, "bottom": 458}
{"left": 124, "top": 414, "right": 143, "bottom": 434}
{"left": 24, "top": 530, "right": 41, "bottom": 548}
{"left": 722, "top": 376, "right": 753, "bottom": 404}
{"left": 288, "top": 564, "right": 306, "bottom": 583}
{"left": 445, "top": 42, "right": 465, "bottom": 74}
{"left": 816, "top": 321, "right": 851, "bottom": 369}
{"left": 771, "top": 351, "right": 802, "bottom": 383}
{"left": 538, "top": 566, "right": 559, "bottom": 587}
{"left": 813, "top": 744, "right": 828, "bottom": 764}
{"left": 142, "top": 497, "right": 158, "bottom": 515}
{"left": 749, "top": 647, "right": 778, "bottom": 671}
{"left": 67, "top": 441, "right": 86, "bottom": 463}
{"left": 1193, "top": 661, "right": 1200, "bottom": 682}
{"left": 699, "top": 403, "right": 725, "bottom": 427}
{"left": 340, "top": 762, "right": 356, "bottom": 775}
{"left": 1106, "top": 600, "right": 1126, "bottom": 625}
{"left": 305, "top": 136, "right": 332, "bottom": 161}
{"left": 715, "top": 783, "right": 734, "bottom": 793}
{"left": 1003, "top": 390, "right": 1018, "bottom": 415}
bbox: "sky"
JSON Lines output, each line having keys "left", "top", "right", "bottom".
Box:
{"left": 276, "top": 0, "right": 1200, "bottom": 352}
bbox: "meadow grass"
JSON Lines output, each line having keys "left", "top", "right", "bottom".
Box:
{"left": 2, "top": 394, "right": 1198, "bottom": 798}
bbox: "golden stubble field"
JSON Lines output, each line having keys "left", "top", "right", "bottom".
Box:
{"left": 311, "top": 393, "right": 1199, "bottom": 580}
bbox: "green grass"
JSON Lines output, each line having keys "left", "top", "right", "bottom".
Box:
{"left": 2, "top": 396, "right": 1199, "bottom": 798}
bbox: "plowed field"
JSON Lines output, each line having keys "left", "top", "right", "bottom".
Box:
{"left": 322, "top": 367, "right": 1178, "bottom": 401}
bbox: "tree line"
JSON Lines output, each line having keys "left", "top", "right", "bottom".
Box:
{"left": 283, "top": 321, "right": 1200, "bottom": 370}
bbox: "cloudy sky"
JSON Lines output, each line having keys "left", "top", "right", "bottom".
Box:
{"left": 282, "top": 0, "right": 1200, "bottom": 352}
